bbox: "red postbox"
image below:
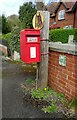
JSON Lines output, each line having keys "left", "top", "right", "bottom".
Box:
{"left": 20, "top": 29, "right": 40, "bottom": 63}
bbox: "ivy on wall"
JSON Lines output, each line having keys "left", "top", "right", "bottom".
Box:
{"left": 11, "top": 27, "right": 21, "bottom": 53}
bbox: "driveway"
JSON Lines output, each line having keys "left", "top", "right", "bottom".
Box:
{"left": 2, "top": 60, "right": 65, "bottom": 119}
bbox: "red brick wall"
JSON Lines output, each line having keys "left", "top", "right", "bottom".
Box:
{"left": 74, "top": 8, "right": 77, "bottom": 28}
{"left": 50, "top": 3, "right": 74, "bottom": 29}
{"left": 56, "top": 4, "right": 74, "bottom": 28}
{"left": 50, "top": 18, "right": 55, "bottom": 29}
{"left": 48, "top": 50, "right": 77, "bottom": 100}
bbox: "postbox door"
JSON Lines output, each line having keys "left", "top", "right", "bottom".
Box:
{"left": 26, "top": 43, "right": 40, "bottom": 63}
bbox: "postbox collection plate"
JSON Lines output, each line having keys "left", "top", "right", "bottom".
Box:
{"left": 27, "top": 37, "right": 38, "bottom": 42}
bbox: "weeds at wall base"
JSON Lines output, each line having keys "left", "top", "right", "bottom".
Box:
{"left": 21, "top": 80, "right": 77, "bottom": 118}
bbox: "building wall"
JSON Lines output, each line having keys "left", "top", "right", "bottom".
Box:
{"left": 50, "top": 17, "right": 55, "bottom": 29}
{"left": 74, "top": 8, "right": 77, "bottom": 28}
{"left": 48, "top": 49, "right": 77, "bottom": 100}
{"left": 50, "top": 3, "right": 74, "bottom": 29}
{"left": 56, "top": 4, "right": 74, "bottom": 28}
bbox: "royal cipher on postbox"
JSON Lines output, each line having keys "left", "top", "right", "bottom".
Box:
{"left": 20, "top": 29, "right": 40, "bottom": 64}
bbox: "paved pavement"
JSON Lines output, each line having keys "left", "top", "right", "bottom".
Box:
{"left": 2, "top": 60, "right": 66, "bottom": 119}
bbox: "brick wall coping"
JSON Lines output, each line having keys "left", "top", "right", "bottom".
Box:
{"left": 49, "top": 42, "right": 77, "bottom": 55}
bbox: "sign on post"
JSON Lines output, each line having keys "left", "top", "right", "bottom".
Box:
{"left": 32, "top": 12, "right": 44, "bottom": 30}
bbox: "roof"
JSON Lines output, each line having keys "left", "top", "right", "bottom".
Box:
{"left": 64, "top": 2, "right": 75, "bottom": 9}
{"left": 70, "top": 1, "right": 77, "bottom": 12}
{"left": 47, "top": 1, "right": 77, "bottom": 17}
{"left": 46, "top": 2, "right": 59, "bottom": 14}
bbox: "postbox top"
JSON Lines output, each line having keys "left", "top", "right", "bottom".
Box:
{"left": 20, "top": 29, "right": 40, "bottom": 43}
{"left": 20, "top": 29, "right": 40, "bottom": 35}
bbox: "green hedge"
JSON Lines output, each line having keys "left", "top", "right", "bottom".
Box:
{"left": 49, "top": 29, "right": 77, "bottom": 43}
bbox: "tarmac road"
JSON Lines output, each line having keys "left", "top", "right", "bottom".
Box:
{"left": 2, "top": 60, "right": 65, "bottom": 119}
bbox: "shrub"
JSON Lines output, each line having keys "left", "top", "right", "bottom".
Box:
{"left": 49, "top": 28, "right": 77, "bottom": 43}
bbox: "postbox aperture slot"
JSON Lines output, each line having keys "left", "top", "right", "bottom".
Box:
{"left": 26, "top": 35, "right": 40, "bottom": 37}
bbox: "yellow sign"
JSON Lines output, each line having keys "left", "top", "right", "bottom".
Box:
{"left": 32, "top": 12, "right": 44, "bottom": 30}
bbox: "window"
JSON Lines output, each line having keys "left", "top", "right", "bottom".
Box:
{"left": 58, "top": 10, "right": 65, "bottom": 20}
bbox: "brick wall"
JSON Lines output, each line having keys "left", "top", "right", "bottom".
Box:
{"left": 48, "top": 45, "right": 77, "bottom": 100}
{"left": 56, "top": 4, "right": 74, "bottom": 28}
{"left": 75, "top": 8, "right": 77, "bottom": 28}
{"left": 50, "top": 3, "right": 75, "bottom": 29}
